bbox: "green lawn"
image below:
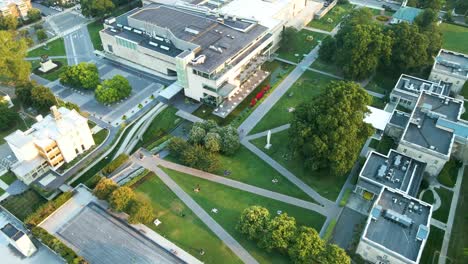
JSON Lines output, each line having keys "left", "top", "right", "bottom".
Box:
{"left": 370, "top": 96, "right": 387, "bottom": 109}
{"left": 421, "top": 190, "right": 435, "bottom": 205}
{"left": 0, "top": 171, "right": 17, "bottom": 185}
{"left": 437, "top": 159, "right": 461, "bottom": 188}
{"left": 0, "top": 189, "right": 46, "bottom": 221}
{"left": 365, "top": 71, "right": 399, "bottom": 95}
{"left": 141, "top": 106, "right": 181, "bottom": 148}
{"left": 93, "top": 129, "right": 109, "bottom": 145}
{"left": 193, "top": 60, "right": 294, "bottom": 127}
{"left": 440, "top": 23, "right": 468, "bottom": 54}
{"left": 277, "top": 30, "right": 328, "bottom": 63}
{"left": 164, "top": 167, "right": 326, "bottom": 264}
{"left": 250, "top": 70, "right": 337, "bottom": 134}
{"left": 368, "top": 135, "right": 395, "bottom": 155}
{"left": 448, "top": 166, "right": 468, "bottom": 263}
{"left": 307, "top": 4, "right": 354, "bottom": 31}
{"left": 420, "top": 226, "right": 444, "bottom": 264}
{"left": 432, "top": 187, "right": 453, "bottom": 223}
{"left": 31, "top": 58, "right": 68, "bottom": 81}
{"left": 251, "top": 130, "right": 351, "bottom": 201}
{"left": 87, "top": 20, "right": 104, "bottom": 51}
{"left": 310, "top": 58, "right": 342, "bottom": 77}
{"left": 27, "top": 38, "right": 66, "bottom": 58}
{"left": 133, "top": 173, "right": 242, "bottom": 264}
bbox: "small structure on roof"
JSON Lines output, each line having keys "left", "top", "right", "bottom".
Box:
{"left": 1, "top": 223, "right": 37, "bottom": 257}
{"left": 364, "top": 106, "right": 392, "bottom": 132}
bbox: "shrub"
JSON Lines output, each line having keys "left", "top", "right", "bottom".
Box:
{"left": 108, "top": 186, "right": 135, "bottom": 212}
{"left": 32, "top": 227, "right": 87, "bottom": 263}
{"left": 102, "top": 153, "right": 129, "bottom": 175}
{"left": 25, "top": 192, "right": 73, "bottom": 226}
{"left": 93, "top": 177, "right": 118, "bottom": 200}
{"left": 127, "top": 194, "right": 154, "bottom": 224}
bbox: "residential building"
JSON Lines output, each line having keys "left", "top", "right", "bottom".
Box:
{"left": 356, "top": 188, "right": 432, "bottom": 264}
{"left": 390, "top": 6, "right": 422, "bottom": 24}
{"left": 429, "top": 49, "right": 468, "bottom": 95}
{"left": 1, "top": 223, "right": 37, "bottom": 257}
{"left": 5, "top": 106, "right": 95, "bottom": 185}
{"left": 0, "top": 0, "right": 31, "bottom": 19}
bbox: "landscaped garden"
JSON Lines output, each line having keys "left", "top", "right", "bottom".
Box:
{"left": 27, "top": 37, "right": 66, "bottom": 58}
{"left": 420, "top": 226, "right": 444, "bottom": 264}
{"left": 277, "top": 29, "right": 328, "bottom": 62}
{"left": 432, "top": 187, "right": 453, "bottom": 223}
{"left": 250, "top": 70, "right": 337, "bottom": 134}
{"left": 132, "top": 173, "right": 242, "bottom": 264}
{"left": 87, "top": 20, "right": 104, "bottom": 51}
{"left": 0, "top": 189, "right": 46, "bottom": 221}
{"left": 437, "top": 159, "right": 461, "bottom": 188}
{"left": 439, "top": 23, "right": 468, "bottom": 54}
{"left": 163, "top": 167, "right": 326, "bottom": 264}
{"left": 139, "top": 106, "right": 181, "bottom": 149}
{"left": 0, "top": 171, "right": 17, "bottom": 185}
{"left": 448, "top": 166, "right": 468, "bottom": 263}
{"left": 307, "top": 3, "right": 354, "bottom": 31}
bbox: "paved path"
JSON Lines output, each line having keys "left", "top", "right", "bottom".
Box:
{"left": 275, "top": 57, "right": 298, "bottom": 66}
{"left": 303, "top": 26, "right": 332, "bottom": 35}
{"left": 307, "top": 67, "right": 343, "bottom": 80}
{"left": 135, "top": 155, "right": 332, "bottom": 217}
{"left": 430, "top": 218, "right": 447, "bottom": 230}
{"left": 132, "top": 156, "right": 259, "bottom": 264}
{"left": 64, "top": 26, "right": 95, "bottom": 65}
{"left": 245, "top": 124, "right": 291, "bottom": 141}
{"left": 438, "top": 165, "right": 465, "bottom": 264}
{"left": 176, "top": 110, "right": 205, "bottom": 124}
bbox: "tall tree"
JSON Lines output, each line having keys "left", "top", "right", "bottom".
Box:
{"left": 288, "top": 226, "right": 325, "bottom": 264}
{"left": 60, "top": 62, "right": 100, "bottom": 90}
{"left": 289, "top": 81, "right": 373, "bottom": 176}
{"left": 319, "top": 244, "right": 351, "bottom": 264}
{"left": 31, "top": 85, "right": 56, "bottom": 112}
{"left": 95, "top": 75, "right": 132, "bottom": 104}
{"left": 80, "top": 0, "right": 115, "bottom": 18}
{"left": 0, "top": 31, "right": 30, "bottom": 83}
{"left": 127, "top": 195, "right": 155, "bottom": 224}
{"left": 93, "top": 178, "right": 118, "bottom": 200}
{"left": 414, "top": 9, "right": 438, "bottom": 30}
{"left": 0, "top": 15, "right": 18, "bottom": 30}
{"left": 0, "top": 101, "right": 18, "bottom": 131}
{"left": 259, "top": 213, "right": 297, "bottom": 253}
{"left": 237, "top": 206, "right": 271, "bottom": 240}
{"left": 109, "top": 187, "right": 135, "bottom": 212}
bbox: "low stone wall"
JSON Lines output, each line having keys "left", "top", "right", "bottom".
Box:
{"left": 314, "top": 0, "right": 338, "bottom": 20}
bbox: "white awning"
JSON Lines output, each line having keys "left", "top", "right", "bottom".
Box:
{"left": 364, "top": 106, "right": 392, "bottom": 131}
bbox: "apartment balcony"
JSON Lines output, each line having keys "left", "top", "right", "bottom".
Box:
{"left": 213, "top": 69, "right": 269, "bottom": 118}
{"left": 238, "top": 55, "right": 268, "bottom": 83}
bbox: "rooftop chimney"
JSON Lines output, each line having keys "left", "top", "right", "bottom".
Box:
{"left": 50, "top": 106, "right": 61, "bottom": 121}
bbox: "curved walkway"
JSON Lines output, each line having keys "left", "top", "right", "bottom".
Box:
{"left": 132, "top": 154, "right": 259, "bottom": 264}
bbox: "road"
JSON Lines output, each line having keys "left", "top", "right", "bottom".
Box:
{"left": 64, "top": 26, "right": 95, "bottom": 65}
{"left": 350, "top": 0, "right": 401, "bottom": 11}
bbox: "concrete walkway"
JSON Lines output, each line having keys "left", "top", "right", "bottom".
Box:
{"left": 430, "top": 218, "right": 447, "bottom": 230}
{"left": 136, "top": 155, "right": 332, "bottom": 217}
{"left": 176, "top": 110, "right": 205, "bottom": 124}
{"left": 303, "top": 26, "right": 333, "bottom": 35}
{"left": 132, "top": 155, "right": 259, "bottom": 264}
{"left": 438, "top": 165, "right": 465, "bottom": 264}
{"left": 244, "top": 124, "right": 291, "bottom": 141}
{"left": 307, "top": 67, "right": 343, "bottom": 80}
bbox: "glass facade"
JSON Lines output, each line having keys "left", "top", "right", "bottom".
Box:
{"left": 116, "top": 37, "right": 137, "bottom": 50}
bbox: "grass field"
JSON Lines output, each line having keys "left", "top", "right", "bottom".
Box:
{"left": 420, "top": 226, "right": 444, "bottom": 264}
{"left": 87, "top": 21, "right": 104, "bottom": 51}
{"left": 368, "top": 135, "right": 395, "bottom": 155}
{"left": 365, "top": 71, "right": 399, "bottom": 95}
{"left": 277, "top": 30, "right": 328, "bottom": 63}
{"left": 437, "top": 159, "right": 461, "bottom": 188}
{"left": 440, "top": 23, "right": 468, "bottom": 54}
{"left": 307, "top": 4, "right": 354, "bottom": 31}
{"left": 432, "top": 187, "right": 453, "bottom": 223}
{"left": 421, "top": 190, "right": 435, "bottom": 205}
{"left": 193, "top": 61, "right": 294, "bottom": 127}
{"left": 0, "top": 189, "right": 46, "bottom": 221}
{"left": 140, "top": 106, "right": 181, "bottom": 148}
{"left": 0, "top": 115, "right": 35, "bottom": 144}
{"left": 133, "top": 173, "right": 242, "bottom": 264}
{"left": 0, "top": 171, "right": 17, "bottom": 185}
{"left": 93, "top": 129, "right": 109, "bottom": 145}
{"left": 310, "top": 58, "right": 342, "bottom": 77}
{"left": 448, "top": 166, "right": 468, "bottom": 263}
{"left": 251, "top": 130, "right": 351, "bottom": 201}
{"left": 164, "top": 167, "right": 326, "bottom": 264}
{"left": 27, "top": 38, "right": 66, "bottom": 58}
{"left": 250, "top": 70, "right": 337, "bottom": 134}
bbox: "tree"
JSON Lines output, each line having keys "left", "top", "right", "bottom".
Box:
{"left": 15, "top": 81, "right": 34, "bottom": 106}
{"left": 259, "top": 213, "right": 297, "bottom": 253}
{"left": 0, "top": 31, "right": 30, "bottom": 83}
{"left": 0, "top": 101, "right": 18, "bottom": 131}
{"left": 289, "top": 81, "right": 373, "bottom": 176}
{"left": 288, "top": 226, "right": 325, "bottom": 264}
{"left": 27, "top": 8, "right": 42, "bottom": 22}
{"left": 319, "top": 244, "right": 351, "bottom": 264}
{"left": 0, "top": 15, "right": 18, "bottom": 30}
{"left": 127, "top": 195, "right": 155, "bottom": 224}
{"left": 220, "top": 126, "right": 240, "bottom": 155}
{"left": 188, "top": 125, "right": 206, "bottom": 145}
{"left": 204, "top": 132, "right": 221, "bottom": 152}
{"left": 80, "top": 0, "right": 115, "bottom": 18}
{"left": 279, "top": 27, "right": 298, "bottom": 54}
{"left": 93, "top": 178, "right": 118, "bottom": 200}
{"left": 95, "top": 75, "right": 132, "bottom": 104}
{"left": 168, "top": 137, "right": 190, "bottom": 159}
{"left": 455, "top": 0, "right": 468, "bottom": 15}
{"left": 237, "top": 206, "right": 271, "bottom": 240}
{"left": 418, "top": 0, "right": 444, "bottom": 10}
{"left": 415, "top": 9, "right": 438, "bottom": 29}
{"left": 109, "top": 187, "right": 135, "bottom": 212}
{"left": 60, "top": 62, "right": 100, "bottom": 90}
{"left": 36, "top": 29, "right": 48, "bottom": 42}
{"left": 181, "top": 144, "right": 220, "bottom": 173}
{"left": 318, "top": 37, "right": 336, "bottom": 62}
{"left": 31, "top": 85, "right": 56, "bottom": 112}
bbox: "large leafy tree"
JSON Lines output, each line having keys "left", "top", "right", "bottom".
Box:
{"left": 109, "top": 187, "right": 135, "bottom": 212}
{"left": 95, "top": 75, "right": 132, "bottom": 104}
{"left": 220, "top": 126, "right": 240, "bottom": 155}
{"left": 237, "top": 206, "right": 271, "bottom": 240}
{"left": 204, "top": 132, "right": 222, "bottom": 152}
{"left": 0, "top": 15, "right": 18, "bottom": 30}
{"left": 289, "top": 81, "right": 373, "bottom": 176}
{"left": 127, "top": 195, "right": 155, "bottom": 224}
{"left": 80, "top": 0, "right": 115, "bottom": 18}
{"left": 259, "top": 213, "right": 297, "bottom": 253}
{"left": 31, "top": 85, "right": 56, "bottom": 112}
{"left": 60, "top": 62, "right": 100, "bottom": 90}
{"left": 0, "top": 31, "right": 30, "bottom": 83}
{"left": 319, "top": 244, "right": 351, "bottom": 264}
{"left": 27, "top": 8, "right": 42, "bottom": 22}
{"left": 0, "top": 101, "right": 18, "bottom": 131}
{"left": 288, "top": 226, "right": 325, "bottom": 264}
{"left": 414, "top": 8, "right": 438, "bottom": 30}
{"left": 93, "top": 178, "right": 118, "bottom": 200}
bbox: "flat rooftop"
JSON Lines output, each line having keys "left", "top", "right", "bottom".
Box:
{"left": 364, "top": 188, "right": 431, "bottom": 262}
{"left": 126, "top": 4, "right": 269, "bottom": 73}
{"left": 434, "top": 49, "right": 468, "bottom": 78}
{"left": 394, "top": 74, "right": 449, "bottom": 97}
{"left": 57, "top": 203, "right": 184, "bottom": 264}
{"left": 389, "top": 110, "right": 410, "bottom": 128}
{"left": 360, "top": 150, "right": 425, "bottom": 197}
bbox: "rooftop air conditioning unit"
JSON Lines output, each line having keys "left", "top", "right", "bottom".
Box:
{"left": 430, "top": 146, "right": 436, "bottom": 150}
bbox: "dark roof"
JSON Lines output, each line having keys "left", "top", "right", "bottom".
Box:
{"left": 1, "top": 223, "right": 24, "bottom": 241}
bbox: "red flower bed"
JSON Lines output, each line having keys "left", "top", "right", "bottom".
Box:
{"left": 250, "top": 85, "right": 271, "bottom": 107}
{"left": 250, "top": 98, "right": 257, "bottom": 107}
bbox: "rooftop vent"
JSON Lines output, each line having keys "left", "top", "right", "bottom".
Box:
{"left": 191, "top": 54, "right": 206, "bottom": 65}
{"left": 185, "top": 27, "right": 200, "bottom": 35}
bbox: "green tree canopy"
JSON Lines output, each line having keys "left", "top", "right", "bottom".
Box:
{"left": 0, "top": 31, "right": 30, "bottom": 83}
{"left": 220, "top": 126, "right": 240, "bottom": 155}
{"left": 27, "top": 8, "right": 42, "bottom": 22}
{"left": 204, "top": 132, "right": 222, "bottom": 152}
{"left": 60, "top": 62, "right": 100, "bottom": 90}
{"left": 237, "top": 206, "right": 271, "bottom": 240}
{"left": 319, "top": 244, "right": 351, "bottom": 264}
{"left": 109, "top": 186, "right": 135, "bottom": 212}
{"left": 80, "top": 0, "right": 115, "bottom": 18}
{"left": 288, "top": 226, "right": 325, "bottom": 264}
{"left": 127, "top": 195, "right": 155, "bottom": 224}
{"left": 415, "top": 8, "right": 438, "bottom": 29}
{"left": 289, "top": 81, "right": 373, "bottom": 176}
{"left": 259, "top": 213, "right": 297, "bottom": 253}
{"left": 36, "top": 29, "right": 47, "bottom": 42}
{"left": 31, "top": 85, "right": 56, "bottom": 112}
{"left": 95, "top": 75, "right": 132, "bottom": 104}
{"left": 93, "top": 178, "right": 118, "bottom": 200}
{"left": 0, "top": 101, "right": 18, "bottom": 131}
{"left": 0, "top": 15, "right": 18, "bottom": 30}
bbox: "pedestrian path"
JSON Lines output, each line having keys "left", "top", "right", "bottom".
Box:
{"left": 244, "top": 124, "right": 291, "bottom": 141}
{"left": 133, "top": 156, "right": 259, "bottom": 264}
{"left": 176, "top": 110, "right": 205, "bottom": 124}
{"left": 303, "top": 26, "right": 333, "bottom": 35}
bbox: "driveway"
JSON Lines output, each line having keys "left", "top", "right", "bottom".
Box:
{"left": 331, "top": 207, "right": 367, "bottom": 250}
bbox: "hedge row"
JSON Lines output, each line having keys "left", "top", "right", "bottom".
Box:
{"left": 102, "top": 153, "right": 129, "bottom": 175}
{"left": 25, "top": 192, "right": 73, "bottom": 226}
